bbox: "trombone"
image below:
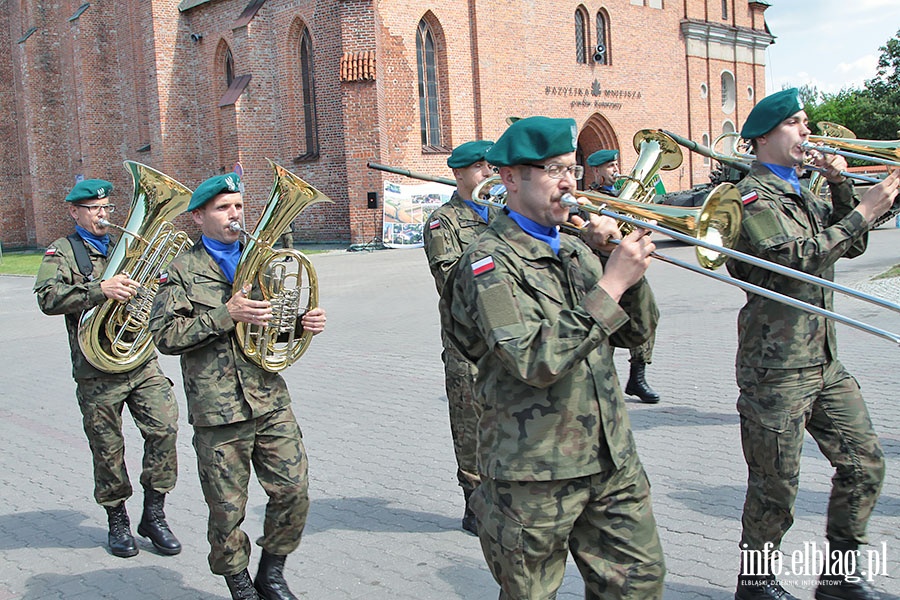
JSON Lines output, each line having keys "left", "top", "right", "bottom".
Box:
{"left": 715, "top": 132, "right": 895, "bottom": 185}
{"left": 471, "top": 176, "right": 900, "bottom": 346}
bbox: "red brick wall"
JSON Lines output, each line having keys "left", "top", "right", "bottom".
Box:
{"left": 4, "top": 0, "right": 772, "bottom": 249}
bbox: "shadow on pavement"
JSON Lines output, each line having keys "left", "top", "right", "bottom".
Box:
{"left": 0, "top": 509, "right": 104, "bottom": 550}
{"left": 251, "top": 496, "right": 461, "bottom": 535}
{"left": 20, "top": 567, "right": 223, "bottom": 600}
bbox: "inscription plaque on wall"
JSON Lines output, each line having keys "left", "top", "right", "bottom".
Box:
{"left": 545, "top": 80, "right": 643, "bottom": 110}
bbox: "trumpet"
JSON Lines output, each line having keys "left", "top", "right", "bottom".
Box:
{"left": 472, "top": 176, "right": 900, "bottom": 345}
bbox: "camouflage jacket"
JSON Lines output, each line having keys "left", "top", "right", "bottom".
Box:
{"left": 423, "top": 191, "right": 499, "bottom": 295}
{"left": 445, "top": 212, "right": 658, "bottom": 481}
{"left": 423, "top": 191, "right": 500, "bottom": 354}
{"left": 34, "top": 234, "right": 154, "bottom": 380}
{"left": 149, "top": 243, "right": 291, "bottom": 427}
{"left": 729, "top": 162, "right": 868, "bottom": 368}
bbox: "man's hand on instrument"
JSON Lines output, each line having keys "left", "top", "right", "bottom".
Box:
{"left": 226, "top": 283, "right": 272, "bottom": 326}
{"left": 569, "top": 197, "right": 621, "bottom": 253}
{"left": 811, "top": 150, "right": 848, "bottom": 184}
{"left": 857, "top": 169, "right": 900, "bottom": 225}
{"left": 101, "top": 273, "right": 139, "bottom": 301}
{"left": 598, "top": 225, "right": 655, "bottom": 302}
{"left": 301, "top": 307, "right": 327, "bottom": 336}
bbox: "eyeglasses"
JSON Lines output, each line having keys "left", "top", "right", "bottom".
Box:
{"left": 75, "top": 204, "right": 116, "bottom": 214}
{"left": 522, "top": 163, "right": 584, "bottom": 181}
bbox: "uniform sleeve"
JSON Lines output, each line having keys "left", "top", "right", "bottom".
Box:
{"left": 423, "top": 213, "right": 464, "bottom": 295}
{"left": 738, "top": 184, "right": 869, "bottom": 277}
{"left": 609, "top": 276, "right": 658, "bottom": 349}
{"left": 454, "top": 250, "right": 628, "bottom": 389}
{"left": 827, "top": 179, "right": 867, "bottom": 258}
{"left": 33, "top": 245, "right": 106, "bottom": 315}
{"left": 148, "top": 262, "right": 235, "bottom": 356}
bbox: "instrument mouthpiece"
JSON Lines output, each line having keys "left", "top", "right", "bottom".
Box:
{"left": 228, "top": 222, "right": 242, "bottom": 233}
{"left": 98, "top": 219, "right": 113, "bottom": 228}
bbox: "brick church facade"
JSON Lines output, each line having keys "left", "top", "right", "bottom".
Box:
{"left": 2, "top": 0, "right": 773, "bottom": 249}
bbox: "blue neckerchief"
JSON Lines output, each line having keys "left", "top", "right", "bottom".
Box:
{"left": 202, "top": 235, "right": 241, "bottom": 283}
{"left": 506, "top": 208, "right": 560, "bottom": 255}
{"left": 601, "top": 185, "right": 616, "bottom": 194}
{"left": 763, "top": 162, "right": 802, "bottom": 195}
{"left": 75, "top": 225, "right": 110, "bottom": 256}
{"left": 463, "top": 199, "right": 489, "bottom": 223}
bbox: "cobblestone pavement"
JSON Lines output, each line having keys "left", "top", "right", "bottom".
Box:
{"left": 0, "top": 228, "right": 897, "bottom": 599}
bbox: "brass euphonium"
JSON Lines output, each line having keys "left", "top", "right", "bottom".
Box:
{"left": 78, "top": 161, "right": 193, "bottom": 373}
{"left": 230, "top": 160, "right": 333, "bottom": 373}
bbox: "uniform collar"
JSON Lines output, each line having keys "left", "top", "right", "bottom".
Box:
{"left": 490, "top": 212, "right": 561, "bottom": 262}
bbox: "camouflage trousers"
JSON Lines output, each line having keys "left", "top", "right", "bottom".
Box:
{"left": 192, "top": 405, "right": 309, "bottom": 576}
{"left": 443, "top": 345, "right": 481, "bottom": 493}
{"left": 74, "top": 360, "right": 178, "bottom": 506}
{"left": 627, "top": 329, "right": 655, "bottom": 364}
{"left": 736, "top": 359, "right": 885, "bottom": 551}
{"left": 470, "top": 452, "right": 665, "bottom": 599}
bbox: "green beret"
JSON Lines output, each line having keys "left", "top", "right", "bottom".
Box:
{"left": 740, "top": 87, "right": 802, "bottom": 139}
{"left": 447, "top": 140, "right": 494, "bottom": 168}
{"left": 65, "top": 179, "right": 113, "bottom": 202}
{"left": 586, "top": 149, "right": 619, "bottom": 167}
{"left": 188, "top": 173, "right": 241, "bottom": 211}
{"left": 485, "top": 116, "right": 578, "bottom": 167}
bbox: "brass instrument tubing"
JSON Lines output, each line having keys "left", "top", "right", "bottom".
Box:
{"left": 98, "top": 219, "right": 150, "bottom": 245}
{"left": 558, "top": 193, "right": 900, "bottom": 315}
{"left": 802, "top": 142, "right": 900, "bottom": 168}
{"left": 601, "top": 237, "right": 900, "bottom": 346}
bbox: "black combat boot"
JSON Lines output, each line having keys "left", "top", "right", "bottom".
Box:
{"left": 225, "top": 569, "right": 261, "bottom": 600}
{"left": 461, "top": 488, "right": 478, "bottom": 536}
{"left": 815, "top": 542, "right": 879, "bottom": 600}
{"left": 137, "top": 488, "right": 182, "bottom": 555}
{"left": 735, "top": 575, "right": 799, "bottom": 599}
{"left": 104, "top": 503, "right": 139, "bottom": 558}
{"left": 625, "top": 361, "right": 661, "bottom": 404}
{"left": 254, "top": 549, "right": 298, "bottom": 600}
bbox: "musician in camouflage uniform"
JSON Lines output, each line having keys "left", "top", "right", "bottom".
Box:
{"left": 422, "top": 140, "right": 496, "bottom": 535}
{"left": 149, "top": 174, "right": 327, "bottom": 600}
{"left": 587, "top": 149, "right": 661, "bottom": 404}
{"left": 34, "top": 178, "right": 181, "bottom": 559}
{"left": 445, "top": 117, "right": 665, "bottom": 599}
{"left": 728, "top": 88, "right": 900, "bottom": 600}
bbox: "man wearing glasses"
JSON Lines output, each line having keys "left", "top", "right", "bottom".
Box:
{"left": 445, "top": 117, "right": 665, "bottom": 598}
{"left": 34, "top": 178, "right": 181, "bottom": 560}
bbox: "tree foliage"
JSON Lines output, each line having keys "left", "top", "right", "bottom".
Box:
{"left": 802, "top": 29, "right": 900, "bottom": 140}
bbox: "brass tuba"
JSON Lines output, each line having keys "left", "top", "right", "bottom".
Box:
{"left": 231, "top": 160, "right": 333, "bottom": 373}
{"left": 615, "top": 129, "right": 683, "bottom": 204}
{"left": 78, "top": 161, "right": 193, "bottom": 373}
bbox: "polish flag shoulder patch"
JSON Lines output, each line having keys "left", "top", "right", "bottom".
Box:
{"left": 158, "top": 271, "right": 169, "bottom": 284}
{"left": 428, "top": 219, "right": 441, "bottom": 230}
{"left": 44, "top": 247, "right": 58, "bottom": 256}
{"left": 471, "top": 256, "right": 495, "bottom": 276}
{"left": 741, "top": 191, "right": 758, "bottom": 205}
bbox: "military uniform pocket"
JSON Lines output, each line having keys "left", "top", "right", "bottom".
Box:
{"left": 470, "top": 481, "right": 524, "bottom": 555}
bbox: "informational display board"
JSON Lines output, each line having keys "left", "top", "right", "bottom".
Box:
{"left": 381, "top": 180, "right": 455, "bottom": 249}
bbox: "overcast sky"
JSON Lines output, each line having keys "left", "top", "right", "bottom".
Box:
{"left": 763, "top": 0, "right": 900, "bottom": 95}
